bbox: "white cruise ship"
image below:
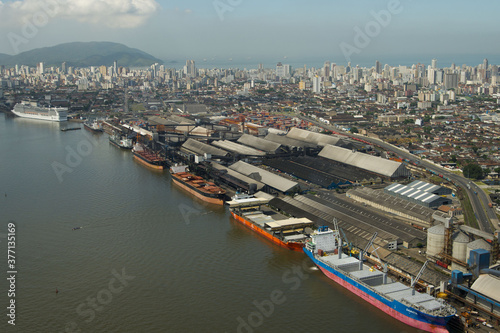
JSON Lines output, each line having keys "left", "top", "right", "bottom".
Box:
{"left": 11, "top": 101, "right": 68, "bottom": 122}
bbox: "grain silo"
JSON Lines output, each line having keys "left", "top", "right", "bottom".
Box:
{"left": 466, "top": 239, "right": 492, "bottom": 264}
{"left": 451, "top": 231, "right": 469, "bottom": 272}
{"left": 427, "top": 224, "right": 445, "bottom": 257}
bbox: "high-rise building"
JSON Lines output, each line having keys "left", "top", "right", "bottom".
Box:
{"left": 483, "top": 58, "right": 489, "bottom": 70}
{"left": 375, "top": 60, "right": 381, "bottom": 74}
{"left": 431, "top": 58, "right": 437, "bottom": 69}
{"left": 312, "top": 76, "right": 321, "bottom": 93}
{"left": 324, "top": 61, "right": 331, "bottom": 78}
{"left": 185, "top": 60, "right": 196, "bottom": 77}
{"left": 61, "top": 62, "right": 66, "bottom": 74}
{"left": 444, "top": 73, "right": 458, "bottom": 89}
{"left": 276, "top": 62, "right": 285, "bottom": 78}
{"left": 37, "top": 62, "right": 44, "bottom": 75}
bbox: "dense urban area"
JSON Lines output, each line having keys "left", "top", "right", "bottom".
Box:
{"left": 3, "top": 58, "right": 500, "bottom": 332}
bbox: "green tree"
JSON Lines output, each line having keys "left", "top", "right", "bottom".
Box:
{"left": 463, "top": 163, "right": 484, "bottom": 179}
{"left": 350, "top": 127, "right": 359, "bottom": 134}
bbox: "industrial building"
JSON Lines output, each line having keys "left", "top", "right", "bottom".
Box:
{"left": 319, "top": 145, "right": 411, "bottom": 180}
{"left": 384, "top": 183, "right": 452, "bottom": 209}
{"left": 264, "top": 132, "right": 318, "bottom": 150}
{"left": 227, "top": 161, "right": 300, "bottom": 194}
{"left": 212, "top": 140, "right": 267, "bottom": 157}
{"left": 236, "top": 134, "right": 286, "bottom": 154}
{"left": 180, "top": 138, "right": 230, "bottom": 158}
{"left": 346, "top": 187, "right": 434, "bottom": 228}
{"left": 209, "top": 162, "right": 265, "bottom": 193}
{"left": 286, "top": 127, "right": 350, "bottom": 147}
{"left": 450, "top": 250, "right": 500, "bottom": 320}
{"left": 269, "top": 192, "right": 426, "bottom": 250}
{"left": 407, "top": 180, "right": 453, "bottom": 196}
{"left": 263, "top": 155, "right": 384, "bottom": 190}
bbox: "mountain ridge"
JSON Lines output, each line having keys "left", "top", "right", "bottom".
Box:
{"left": 0, "top": 42, "right": 163, "bottom": 68}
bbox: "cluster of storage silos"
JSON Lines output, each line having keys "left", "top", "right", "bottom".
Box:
{"left": 426, "top": 224, "right": 492, "bottom": 273}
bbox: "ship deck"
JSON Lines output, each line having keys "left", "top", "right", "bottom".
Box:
{"left": 319, "top": 254, "right": 447, "bottom": 313}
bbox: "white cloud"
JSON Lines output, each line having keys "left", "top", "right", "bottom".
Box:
{"left": 0, "top": 0, "right": 160, "bottom": 28}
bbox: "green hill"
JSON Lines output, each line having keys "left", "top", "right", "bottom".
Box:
{"left": 0, "top": 42, "right": 163, "bottom": 68}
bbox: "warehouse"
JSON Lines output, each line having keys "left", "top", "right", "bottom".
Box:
{"left": 269, "top": 192, "right": 426, "bottom": 249}
{"left": 384, "top": 183, "right": 452, "bottom": 209}
{"left": 286, "top": 127, "right": 349, "bottom": 147}
{"left": 210, "top": 162, "right": 265, "bottom": 193}
{"left": 346, "top": 187, "right": 434, "bottom": 228}
{"left": 180, "top": 138, "right": 230, "bottom": 158}
{"left": 236, "top": 134, "right": 286, "bottom": 154}
{"left": 262, "top": 156, "right": 379, "bottom": 189}
{"left": 319, "top": 145, "right": 411, "bottom": 180}
{"left": 212, "top": 140, "right": 267, "bottom": 157}
{"left": 407, "top": 180, "right": 453, "bottom": 196}
{"left": 228, "top": 161, "right": 300, "bottom": 194}
{"left": 264, "top": 132, "right": 318, "bottom": 150}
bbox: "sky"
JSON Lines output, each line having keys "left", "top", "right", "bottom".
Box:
{"left": 0, "top": 0, "right": 499, "bottom": 68}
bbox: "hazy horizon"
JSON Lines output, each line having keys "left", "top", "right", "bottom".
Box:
{"left": 0, "top": 0, "right": 499, "bottom": 68}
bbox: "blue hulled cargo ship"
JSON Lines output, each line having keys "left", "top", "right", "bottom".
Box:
{"left": 304, "top": 226, "right": 456, "bottom": 333}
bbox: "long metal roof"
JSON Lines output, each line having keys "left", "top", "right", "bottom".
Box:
{"left": 385, "top": 183, "right": 448, "bottom": 205}
{"left": 286, "top": 127, "right": 346, "bottom": 147}
{"left": 407, "top": 180, "right": 451, "bottom": 195}
{"left": 228, "top": 161, "right": 299, "bottom": 192}
{"left": 212, "top": 140, "right": 267, "bottom": 156}
{"left": 318, "top": 145, "right": 410, "bottom": 178}
{"left": 210, "top": 162, "right": 265, "bottom": 190}
{"left": 237, "top": 134, "right": 283, "bottom": 153}
{"left": 264, "top": 132, "right": 317, "bottom": 149}
{"left": 181, "top": 138, "right": 229, "bottom": 157}
{"left": 470, "top": 274, "right": 500, "bottom": 302}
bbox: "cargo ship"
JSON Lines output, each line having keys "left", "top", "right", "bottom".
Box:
{"left": 132, "top": 143, "right": 166, "bottom": 170}
{"left": 109, "top": 132, "right": 133, "bottom": 149}
{"left": 227, "top": 195, "right": 314, "bottom": 251}
{"left": 304, "top": 226, "right": 456, "bottom": 332}
{"left": 11, "top": 101, "right": 67, "bottom": 122}
{"left": 170, "top": 165, "right": 226, "bottom": 205}
{"left": 83, "top": 120, "right": 103, "bottom": 133}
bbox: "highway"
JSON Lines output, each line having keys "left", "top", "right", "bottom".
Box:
{"left": 299, "top": 115, "right": 499, "bottom": 234}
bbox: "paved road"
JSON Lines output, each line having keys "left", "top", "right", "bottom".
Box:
{"left": 300, "top": 115, "right": 498, "bottom": 233}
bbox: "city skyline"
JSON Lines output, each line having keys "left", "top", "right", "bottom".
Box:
{"left": 0, "top": 0, "right": 499, "bottom": 67}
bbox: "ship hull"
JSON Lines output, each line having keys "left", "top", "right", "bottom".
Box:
{"left": 304, "top": 249, "right": 452, "bottom": 332}
{"left": 132, "top": 152, "right": 165, "bottom": 170}
{"left": 231, "top": 211, "right": 304, "bottom": 251}
{"left": 171, "top": 175, "right": 224, "bottom": 205}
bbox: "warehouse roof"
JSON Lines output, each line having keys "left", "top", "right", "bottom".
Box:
{"left": 286, "top": 127, "right": 347, "bottom": 147}
{"left": 210, "top": 162, "right": 265, "bottom": 190}
{"left": 264, "top": 133, "right": 317, "bottom": 149}
{"left": 212, "top": 140, "right": 267, "bottom": 156}
{"left": 181, "top": 138, "right": 230, "bottom": 157}
{"left": 407, "top": 180, "right": 452, "bottom": 194}
{"left": 385, "top": 183, "right": 449, "bottom": 206}
{"left": 237, "top": 134, "right": 283, "bottom": 153}
{"left": 228, "top": 161, "right": 299, "bottom": 192}
{"left": 470, "top": 274, "right": 500, "bottom": 302}
{"left": 319, "top": 145, "right": 410, "bottom": 178}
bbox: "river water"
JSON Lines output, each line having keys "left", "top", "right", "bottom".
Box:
{"left": 0, "top": 113, "right": 419, "bottom": 333}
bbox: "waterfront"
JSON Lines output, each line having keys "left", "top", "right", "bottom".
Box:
{"left": 0, "top": 113, "right": 420, "bottom": 332}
